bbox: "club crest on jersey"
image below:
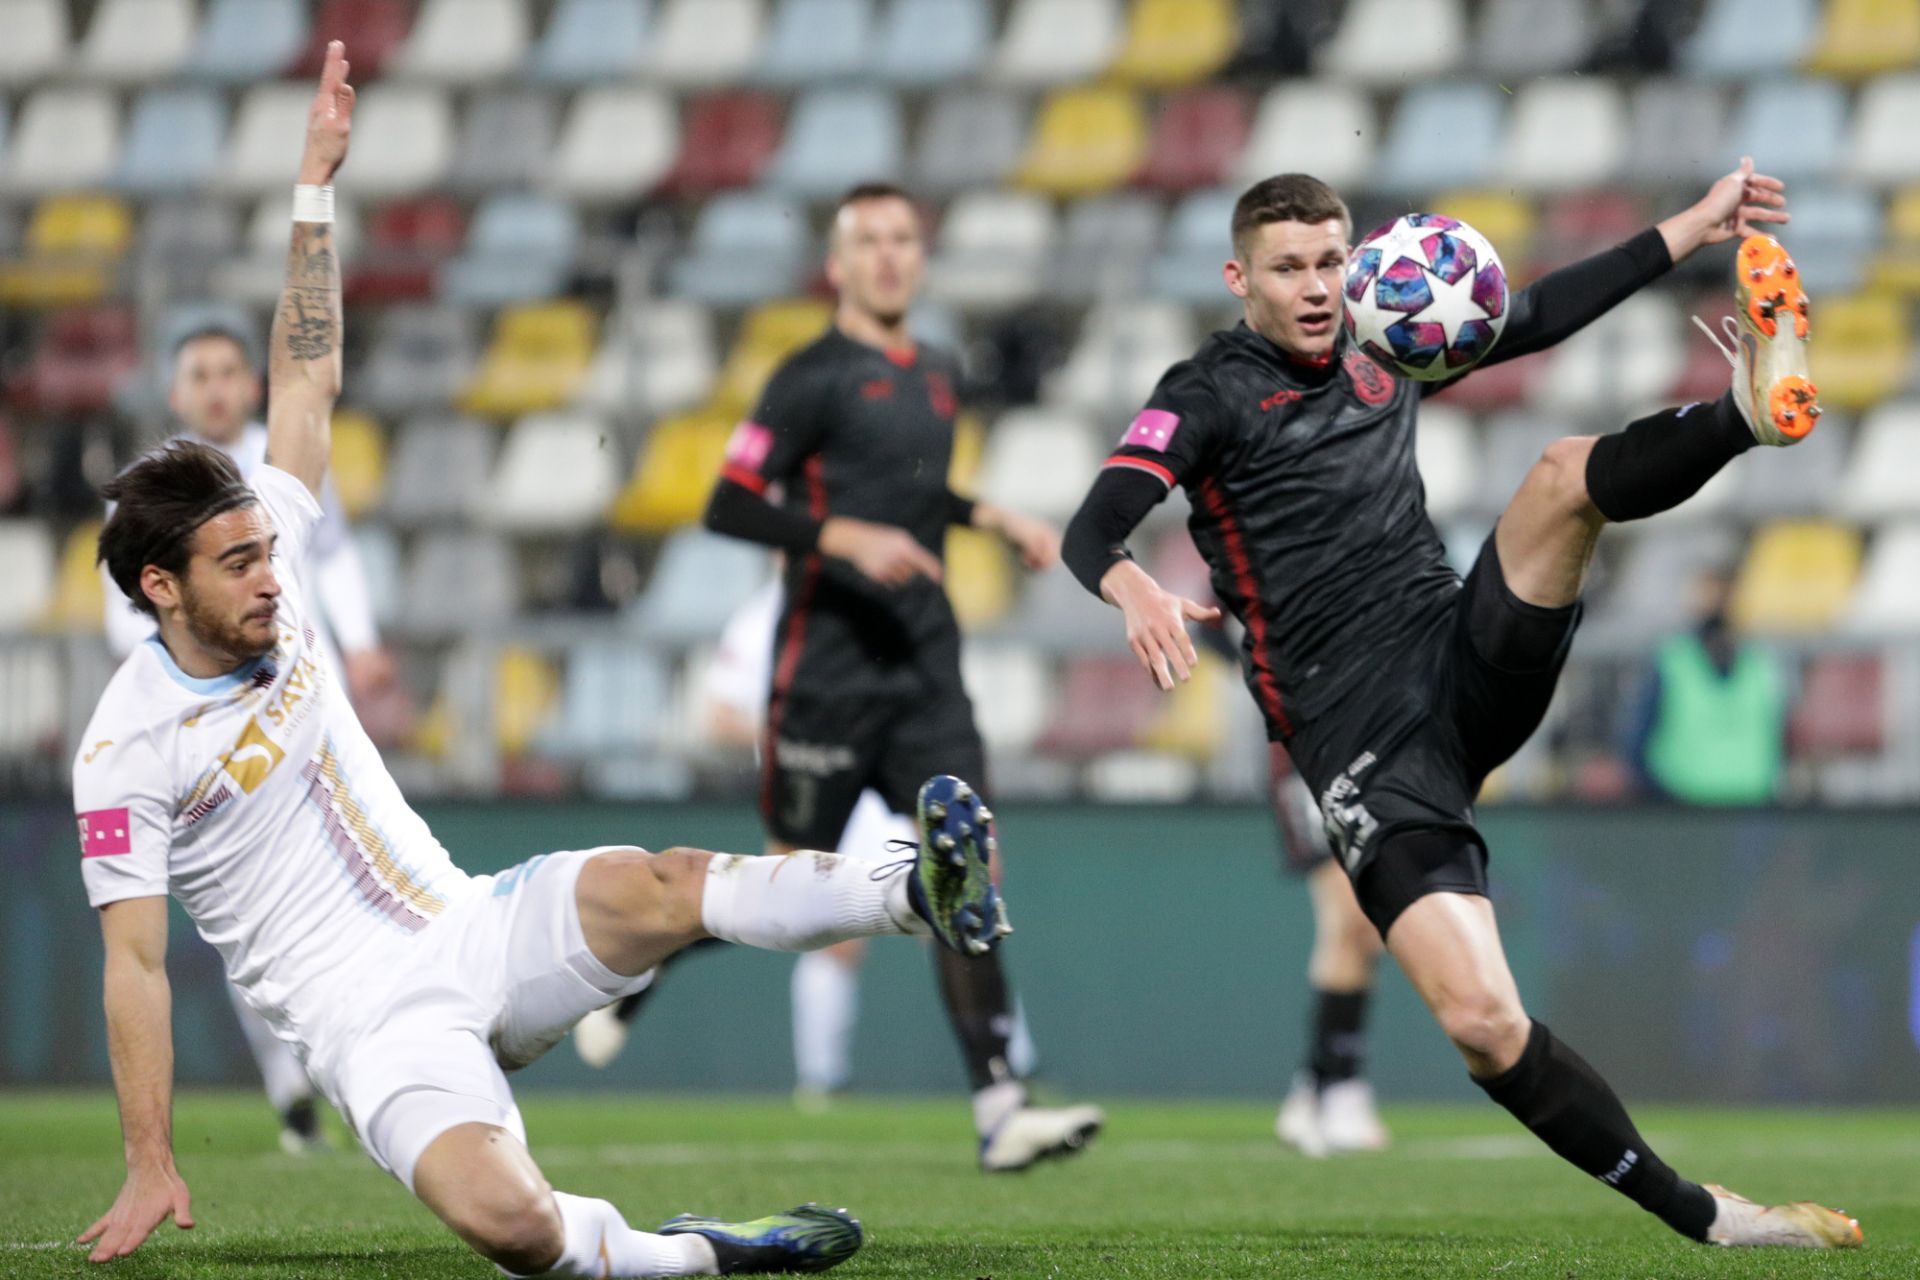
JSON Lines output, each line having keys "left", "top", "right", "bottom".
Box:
{"left": 218, "top": 717, "right": 287, "bottom": 794}
{"left": 926, "top": 371, "right": 957, "bottom": 419}
{"left": 1343, "top": 349, "right": 1395, "bottom": 406}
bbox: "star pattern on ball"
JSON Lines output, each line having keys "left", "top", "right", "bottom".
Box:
{"left": 1405, "top": 261, "right": 1493, "bottom": 353}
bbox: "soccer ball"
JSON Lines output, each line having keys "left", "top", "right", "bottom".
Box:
{"left": 1343, "top": 214, "right": 1508, "bottom": 382}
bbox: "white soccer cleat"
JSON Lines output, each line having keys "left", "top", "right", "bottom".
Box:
{"left": 1275, "top": 1072, "right": 1328, "bottom": 1158}
{"left": 1704, "top": 1183, "right": 1863, "bottom": 1249}
{"left": 573, "top": 1004, "right": 630, "bottom": 1070}
{"left": 1317, "top": 1079, "right": 1390, "bottom": 1154}
{"left": 978, "top": 1104, "right": 1105, "bottom": 1173}
{"left": 1691, "top": 234, "right": 1820, "bottom": 447}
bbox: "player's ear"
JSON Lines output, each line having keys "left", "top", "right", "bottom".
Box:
{"left": 824, "top": 251, "right": 844, "bottom": 291}
{"left": 1223, "top": 258, "right": 1250, "bottom": 299}
{"left": 141, "top": 564, "right": 182, "bottom": 615}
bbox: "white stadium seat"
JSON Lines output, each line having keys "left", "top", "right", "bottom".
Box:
{"left": 977, "top": 408, "right": 1102, "bottom": 522}
{"left": 485, "top": 412, "right": 620, "bottom": 532}
{"left": 76, "top": 0, "right": 194, "bottom": 82}
{"left": 1047, "top": 300, "right": 1197, "bottom": 418}
{"left": 1499, "top": 79, "right": 1628, "bottom": 193}
{"left": 1846, "top": 522, "right": 1920, "bottom": 635}
{"left": 1415, "top": 404, "right": 1476, "bottom": 519}
{"left": 1319, "top": 0, "right": 1466, "bottom": 85}
{"left": 395, "top": 0, "right": 531, "bottom": 83}
{"left": 1838, "top": 402, "right": 1920, "bottom": 520}
{"left": 648, "top": 0, "right": 766, "bottom": 87}
{"left": 1238, "top": 84, "right": 1375, "bottom": 192}
{"left": 926, "top": 192, "right": 1057, "bottom": 309}
{"left": 993, "top": 0, "right": 1122, "bottom": 86}
{"left": 1, "top": 87, "right": 119, "bottom": 194}
{"left": 0, "top": 0, "right": 71, "bottom": 85}
{"left": 0, "top": 521, "right": 55, "bottom": 629}
{"left": 221, "top": 84, "right": 313, "bottom": 193}
{"left": 1849, "top": 74, "right": 1920, "bottom": 186}
{"left": 552, "top": 88, "right": 678, "bottom": 201}
{"left": 343, "top": 86, "right": 454, "bottom": 196}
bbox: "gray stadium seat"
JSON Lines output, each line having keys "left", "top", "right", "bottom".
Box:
{"left": 1531, "top": 293, "right": 1686, "bottom": 418}
{"left": 448, "top": 90, "right": 557, "bottom": 192}
{"left": 1719, "top": 78, "right": 1847, "bottom": 182}
{"left": 1780, "top": 188, "right": 1881, "bottom": 296}
{"left": 1683, "top": 0, "right": 1818, "bottom": 78}
{"left": 1499, "top": 79, "right": 1628, "bottom": 194}
{"left": 667, "top": 192, "right": 808, "bottom": 304}
{"left": 926, "top": 191, "right": 1055, "bottom": 308}
{"left": 359, "top": 306, "right": 479, "bottom": 416}
{"left": 1414, "top": 404, "right": 1477, "bottom": 519}
{"left": 1475, "top": 0, "right": 1590, "bottom": 76}
{"left": 116, "top": 88, "right": 227, "bottom": 195}
{"left": 1622, "top": 81, "right": 1726, "bottom": 191}
{"left": 624, "top": 528, "right": 771, "bottom": 644}
{"left": 1372, "top": 83, "right": 1502, "bottom": 193}
{"left": 221, "top": 83, "right": 312, "bottom": 193}
{"left": 1148, "top": 188, "right": 1236, "bottom": 304}
{"left": 544, "top": 642, "right": 673, "bottom": 755}
{"left": 1584, "top": 524, "right": 1743, "bottom": 646}
{"left": 187, "top": 0, "right": 307, "bottom": 82}
{"left": 0, "top": 521, "right": 55, "bottom": 630}
{"left": 401, "top": 531, "right": 518, "bottom": 638}
{"left": 766, "top": 88, "right": 904, "bottom": 198}
{"left": 873, "top": 0, "right": 992, "bottom": 84}
{"left": 913, "top": 89, "right": 1027, "bottom": 195}
{"left": 1839, "top": 401, "right": 1920, "bottom": 520}
{"left": 1048, "top": 300, "right": 1195, "bottom": 417}
{"left": 976, "top": 407, "right": 1101, "bottom": 522}
{"left": 384, "top": 417, "right": 497, "bottom": 526}
{"left": 1846, "top": 522, "right": 1920, "bottom": 635}
{"left": 530, "top": 0, "right": 650, "bottom": 83}
{"left": 1734, "top": 416, "right": 1849, "bottom": 520}
{"left": 759, "top": 0, "right": 874, "bottom": 85}
{"left": 574, "top": 300, "right": 716, "bottom": 418}
{"left": 343, "top": 85, "right": 454, "bottom": 196}
{"left": 1238, "top": 83, "right": 1374, "bottom": 192}
{"left": 1052, "top": 194, "right": 1164, "bottom": 303}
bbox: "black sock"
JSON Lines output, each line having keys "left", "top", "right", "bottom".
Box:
{"left": 282, "top": 1096, "right": 319, "bottom": 1139}
{"left": 611, "top": 936, "right": 724, "bottom": 1025}
{"left": 934, "top": 946, "right": 1015, "bottom": 1091}
{"left": 1584, "top": 394, "right": 1754, "bottom": 522}
{"left": 1306, "top": 989, "right": 1369, "bottom": 1085}
{"left": 1475, "top": 1020, "right": 1716, "bottom": 1241}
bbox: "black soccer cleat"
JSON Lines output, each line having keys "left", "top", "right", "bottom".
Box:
{"left": 657, "top": 1203, "right": 864, "bottom": 1273}
{"left": 910, "top": 774, "right": 1011, "bottom": 956}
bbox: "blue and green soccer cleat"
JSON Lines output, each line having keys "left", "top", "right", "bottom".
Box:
{"left": 912, "top": 774, "right": 1012, "bottom": 957}
{"left": 657, "top": 1203, "right": 863, "bottom": 1273}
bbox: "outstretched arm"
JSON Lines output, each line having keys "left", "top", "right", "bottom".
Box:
{"left": 265, "top": 41, "right": 354, "bottom": 497}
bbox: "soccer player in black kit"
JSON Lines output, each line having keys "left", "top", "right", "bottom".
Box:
{"left": 700, "top": 183, "right": 1104, "bottom": 1171}
{"left": 1063, "top": 165, "right": 1862, "bottom": 1247}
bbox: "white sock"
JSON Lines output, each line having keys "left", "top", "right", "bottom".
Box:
{"left": 1007, "top": 994, "right": 1039, "bottom": 1080}
{"left": 791, "top": 951, "right": 861, "bottom": 1092}
{"left": 701, "top": 851, "right": 925, "bottom": 951}
{"left": 506, "top": 1192, "right": 717, "bottom": 1278}
{"left": 972, "top": 1079, "right": 1027, "bottom": 1137}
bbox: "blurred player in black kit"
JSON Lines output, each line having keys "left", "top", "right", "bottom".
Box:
{"left": 1062, "top": 165, "right": 1861, "bottom": 1247}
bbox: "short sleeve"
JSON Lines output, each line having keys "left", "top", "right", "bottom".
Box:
{"left": 719, "top": 357, "right": 834, "bottom": 495}
{"left": 74, "top": 740, "right": 172, "bottom": 907}
{"left": 1099, "top": 360, "right": 1224, "bottom": 492}
{"left": 251, "top": 465, "right": 326, "bottom": 579}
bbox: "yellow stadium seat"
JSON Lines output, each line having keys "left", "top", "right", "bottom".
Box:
{"left": 944, "top": 527, "right": 1012, "bottom": 631}
{"left": 1019, "top": 87, "right": 1148, "bottom": 199}
{"left": 1870, "top": 187, "right": 1920, "bottom": 295}
{"left": 1432, "top": 190, "right": 1538, "bottom": 265}
{"left": 710, "top": 299, "right": 834, "bottom": 416}
{"left": 460, "top": 301, "right": 596, "bottom": 418}
{"left": 329, "top": 409, "right": 386, "bottom": 518}
{"left": 948, "top": 413, "right": 984, "bottom": 491}
{"left": 1111, "top": 0, "right": 1238, "bottom": 87}
{"left": 0, "top": 195, "right": 134, "bottom": 307}
{"left": 1808, "top": 293, "right": 1911, "bottom": 411}
{"left": 1807, "top": 0, "right": 1920, "bottom": 76}
{"left": 608, "top": 409, "right": 733, "bottom": 533}
{"left": 1138, "top": 651, "right": 1226, "bottom": 759}
{"left": 1731, "top": 520, "right": 1864, "bottom": 634}
{"left": 494, "top": 647, "right": 560, "bottom": 758}
{"left": 411, "top": 690, "right": 456, "bottom": 760}
{"left": 43, "top": 521, "right": 105, "bottom": 632}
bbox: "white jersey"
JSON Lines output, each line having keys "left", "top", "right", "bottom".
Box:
{"left": 74, "top": 466, "right": 472, "bottom": 1060}
{"left": 704, "top": 578, "right": 783, "bottom": 722}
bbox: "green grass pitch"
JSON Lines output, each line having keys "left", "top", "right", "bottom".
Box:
{"left": 1, "top": 1092, "right": 1912, "bottom": 1277}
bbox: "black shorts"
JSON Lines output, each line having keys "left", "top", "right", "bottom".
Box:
{"left": 761, "top": 678, "right": 987, "bottom": 849}
{"left": 1289, "top": 533, "right": 1581, "bottom": 934}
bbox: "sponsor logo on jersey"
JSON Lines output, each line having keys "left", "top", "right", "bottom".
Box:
{"left": 81, "top": 739, "right": 114, "bottom": 764}
{"left": 1121, "top": 409, "right": 1181, "bottom": 453}
{"left": 860, "top": 378, "right": 895, "bottom": 401}
{"left": 1343, "top": 349, "right": 1395, "bottom": 406}
{"left": 182, "top": 783, "right": 235, "bottom": 828}
{"left": 218, "top": 717, "right": 287, "bottom": 794}
{"left": 1259, "top": 388, "right": 1303, "bottom": 412}
{"left": 77, "top": 808, "right": 133, "bottom": 857}
{"left": 723, "top": 420, "right": 774, "bottom": 470}
{"left": 925, "top": 370, "right": 958, "bottom": 419}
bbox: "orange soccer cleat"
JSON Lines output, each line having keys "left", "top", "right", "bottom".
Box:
{"left": 1692, "top": 234, "right": 1821, "bottom": 446}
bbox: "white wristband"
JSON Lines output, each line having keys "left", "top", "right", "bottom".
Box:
{"left": 291, "top": 184, "right": 335, "bottom": 224}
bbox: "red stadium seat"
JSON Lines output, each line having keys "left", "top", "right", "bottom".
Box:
{"left": 1788, "top": 652, "right": 1885, "bottom": 756}
{"left": 345, "top": 196, "right": 466, "bottom": 302}
{"left": 1038, "top": 655, "right": 1162, "bottom": 758}
{"left": 1136, "top": 87, "right": 1251, "bottom": 193}
{"left": 7, "top": 307, "right": 139, "bottom": 417}
{"left": 296, "top": 0, "right": 415, "bottom": 79}
{"left": 1534, "top": 190, "right": 1647, "bottom": 272}
{"left": 665, "top": 92, "right": 782, "bottom": 195}
{"left": 1426, "top": 354, "right": 1534, "bottom": 413}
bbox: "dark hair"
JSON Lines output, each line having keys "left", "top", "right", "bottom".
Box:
{"left": 834, "top": 182, "right": 916, "bottom": 216}
{"left": 1231, "top": 174, "right": 1352, "bottom": 259}
{"left": 171, "top": 323, "right": 255, "bottom": 369}
{"left": 98, "top": 441, "right": 257, "bottom": 618}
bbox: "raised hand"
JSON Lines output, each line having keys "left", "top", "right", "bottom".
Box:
{"left": 1661, "top": 156, "right": 1789, "bottom": 261}
{"left": 299, "top": 40, "right": 355, "bottom": 186}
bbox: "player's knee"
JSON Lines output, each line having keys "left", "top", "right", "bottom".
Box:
{"left": 449, "top": 1185, "right": 564, "bottom": 1272}
{"left": 580, "top": 848, "right": 710, "bottom": 942}
{"left": 1434, "top": 990, "right": 1529, "bottom": 1061}
{"left": 1529, "top": 436, "right": 1599, "bottom": 521}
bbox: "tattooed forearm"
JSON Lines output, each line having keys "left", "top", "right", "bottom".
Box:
{"left": 270, "top": 222, "right": 341, "bottom": 388}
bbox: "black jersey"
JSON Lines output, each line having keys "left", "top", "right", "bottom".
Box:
{"left": 716, "top": 327, "right": 968, "bottom": 698}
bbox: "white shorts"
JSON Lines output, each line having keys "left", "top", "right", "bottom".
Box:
{"left": 307, "top": 847, "right": 654, "bottom": 1191}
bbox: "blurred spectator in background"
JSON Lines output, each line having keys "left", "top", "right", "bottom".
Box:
{"left": 1622, "top": 567, "right": 1789, "bottom": 804}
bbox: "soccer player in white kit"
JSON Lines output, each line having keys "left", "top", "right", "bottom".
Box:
{"left": 74, "top": 46, "right": 1008, "bottom": 1274}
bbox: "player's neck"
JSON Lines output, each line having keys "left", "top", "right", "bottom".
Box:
{"left": 835, "top": 305, "right": 915, "bottom": 363}
{"left": 156, "top": 617, "right": 247, "bottom": 679}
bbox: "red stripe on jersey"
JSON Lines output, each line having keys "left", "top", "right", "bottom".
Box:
{"left": 1103, "top": 455, "right": 1175, "bottom": 489}
{"left": 719, "top": 463, "right": 769, "bottom": 495}
{"left": 1196, "top": 477, "right": 1292, "bottom": 737}
{"left": 762, "top": 455, "right": 829, "bottom": 822}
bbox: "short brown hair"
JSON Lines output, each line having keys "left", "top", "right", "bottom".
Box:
{"left": 835, "top": 181, "right": 915, "bottom": 216}
{"left": 1231, "top": 174, "right": 1352, "bottom": 259}
{"left": 98, "top": 441, "right": 256, "bottom": 618}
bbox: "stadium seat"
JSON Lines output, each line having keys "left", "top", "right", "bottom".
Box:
{"left": 1051, "top": 194, "right": 1164, "bottom": 302}
{"left": 993, "top": 0, "right": 1122, "bottom": 85}
{"left": 1499, "top": 79, "right": 1627, "bottom": 193}
{"left": 462, "top": 301, "right": 597, "bottom": 418}
{"left": 0, "top": 520, "right": 55, "bottom": 628}
{"left": 552, "top": 88, "right": 678, "bottom": 200}
{"left": 1478, "top": 411, "right": 1578, "bottom": 517}
{"left": 215, "top": 188, "right": 363, "bottom": 302}
{"left": 1137, "top": 88, "right": 1251, "bottom": 194}
{"left": 1237, "top": 83, "right": 1374, "bottom": 191}
{"left": 1018, "top": 86, "right": 1148, "bottom": 198}
{"left": 1809, "top": 0, "right": 1920, "bottom": 78}
{"left": 608, "top": 409, "right": 734, "bottom": 532}
{"left": 0, "top": 637, "right": 64, "bottom": 756}
{"left": 7, "top": 306, "right": 139, "bottom": 414}
{"left": 1427, "top": 190, "right": 1535, "bottom": 267}
{"left": 76, "top": 0, "right": 193, "bottom": 81}
{"left": 708, "top": 298, "right": 834, "bottom": 413}
{"left": 327, "top": 409, "right": 386, "bottom": 519}
{"left": 43, "top": 521, "right": 105, "bottom": 633}
{"left": 575, "top": 301, "right": 716, "bottom": 418}
{"left": 1845, "top": 521, "right": 1920, "bottom": 633}
{"left": 1475, "top": 0, "right": 1590, "bottom": 75}
{"left": 1809, "top": 294, "right": 1910, "bottom": 413}
{"left": 1788, "top": 652, "right": 1885, "bottom": 756}
{"left": 358, "top": 306, "right": 477, "bottom": 416}
{"left": 544, "top": 642, "right": 672, "bottom": 756}
{"left": 1110, "top": 0, "right": 1237, "bottom": 87}
{"left": 1138, "top": 650, "right": 1229, "bottom": 759}
{"left": 2, "top": 87, "right": 119, "bottom": 194}
{"left": 187, "top": 0, "right": 308, "bottom": 82}
{"left": 1730, "top": 520, "right": 1862, "bottom": 634}
{"left": 976, "top": 408, "right": 1101, "bottom": 522}
{"left": 1039, "top": 654, "right": 1160, "bottom": 755}
{"left": 1733, "top": 415, "right": 1849, "bottom": 518}
{"left": 913, "top": 90, "right": 1027, "bottom": 195}
{"left": 394, "top": 0, "right": 529, "bottom": 81}
{"left": 1532, "top": 189, "right": 1647, "bottom": 273}
{"left": 1148, "top": 187, "right": 1235, "bottom": 303}
{"left": 1871, "top": 186, "right": 1920, "bottom": 295}
{"left": 872, "top": 0, "right": 991, "bottom": 83}
{"left": 1683, "top": 0, "right": 1819, "bottom": 77}
{"left": 1414, "top": 404, "right": 1476, "bottom": 518}
{"left": 1780, "top": 188, "right": 1882, "bottom": 296}
{"left": 383, "top": 416, "right": 495, "bottom": 526}
{"left": 340, "top": 194, "right": 457, "bottom": 303}
{"left": 116, "top": 88, "right": 228, "bottom": 194}
{"left": 1372, "top": 83, "right": 1502, "bottom": 193}
{"left": 1838, "top": 401, "right": 1920, "bottom": 519}
{"left": 943, "top": 527, "right": 1015, "bottom": 631}
{"left": 1047, "top": 300, "right": 1195, "bottom": 417}
{"left": 220, "top": 83, "right": 312, "bottom": 193}
{"left": 0, "top": 195, "right": 133, "bottom": 308}
{"left": 1718, "top": 78, "right": 1845, "bottom": 182}
{"left": 960, "top": 645, "right": 1052, "bottom": 754}
{"left": 625, "top": 528, "right": 770, "bottom": 643}
{"left": 484, "top": 412, "right": 620, "bottom": 531}
{"left": 1319, "top": 0, "right": 1465, "bottom": 84}
{"left": 440, "top": 193, "right": 580, "bottom": 305}
{"left": 665, "top": 92, "right": 783, "bottom": 193}
{"left": 0, "top": 0, "right": 70, "bottom": 85}
{"left": 758, "top": 0, "right": 873, "bottom": 84}
{"left": 448, "top": 90, "right": 557, "bottom": 192}
{"left": 667, "top": 192, "right": 809, "bottom": 305}
{"left": 401, "top": 532, "right": 519, "bottom": 638}
{"left": 1849, "top": 74, "right": 1920, "bottom": 185}
{"left": 1583, "top": 524, "right": 1742, "bottom": 645}
{"left": 766, "top": 88, "right": 905, "bottom": 198}
{"left": 1533, "top": 293, "right": 1686, "bottom": 416}
{"left": 649, "top": 0, "right": 766, "bottom": 86}
{"left": 1622, "top": 81, "right": 1727, "bottom": 190}
{"left": 296, "top": 0, "right": 414, "bottom": 79}
{"left": 530, "top": 0, "right": 650, "bottom": 82}
{"left": 926, "top": 192, "right": 1056, "bottom": 308}
{"left": 349, "top": 525, "right": 403, "bottom": 629}
{"left": 343, "top": 86, "right": 454, "bottom": 196}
